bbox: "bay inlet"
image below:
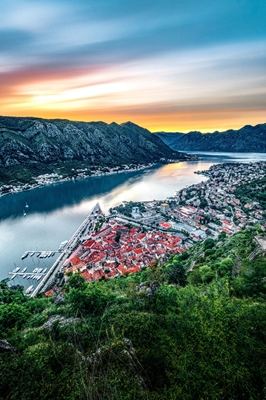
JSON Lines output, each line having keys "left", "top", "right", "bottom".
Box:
{"left": 1, "top": 152, "right": 266, "bottom": 286}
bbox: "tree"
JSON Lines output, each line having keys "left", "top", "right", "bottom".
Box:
{"left": 166, "top": 263, "right": 187, "bottom": 286}
{"left": 199, "top": 265, "right": 215, "bottom": 283}
{"left": 65, "top": 273, "right": 86, "bottom": 291}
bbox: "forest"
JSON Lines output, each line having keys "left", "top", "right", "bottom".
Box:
{"left": 0, "top": 227, "right": 266, "bottom": 399}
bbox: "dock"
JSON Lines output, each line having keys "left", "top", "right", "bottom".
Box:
{"left": 30, "top": 203, "right": 102, "bottom": 297}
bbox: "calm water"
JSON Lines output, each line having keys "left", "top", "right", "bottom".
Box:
{"left": 1, "top": 152, "right": 266, "bottom": 285}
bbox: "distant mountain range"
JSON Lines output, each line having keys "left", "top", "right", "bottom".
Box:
{"left": 155, "top": 124, "right": 266, "bottom": 152}
{"left": 0, "top": 116, "right": 193, "bottom": 168}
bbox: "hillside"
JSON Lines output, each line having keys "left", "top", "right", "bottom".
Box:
{"left": 0, "top": 116, "right": 190, "bottom": 187}
{"left": 155, "top": 123, "right": 266, "bottom": 152}
{"left": 0, "top": 227, "right": 266, "bottom": 399}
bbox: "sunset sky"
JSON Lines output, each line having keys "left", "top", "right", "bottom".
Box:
{"left": 1, "top": 0, "right": 266, "bottom": 132}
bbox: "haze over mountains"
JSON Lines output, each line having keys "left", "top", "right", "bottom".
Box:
{"left": 155, "top": 124, "right": 266, "bottom": 152}
{"left": 0, "top": 116, "right": 189, "bottom": 170}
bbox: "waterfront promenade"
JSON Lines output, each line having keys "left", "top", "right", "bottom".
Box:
{"left": 30, "top": 203, "right": 101, "bottom": 297}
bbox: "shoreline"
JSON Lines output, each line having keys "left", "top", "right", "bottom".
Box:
{"left": 0, "top": 162, "right": 158, "bottom": 198}
{"left": 0, "top": 155, "right": 198, "bottom": 198}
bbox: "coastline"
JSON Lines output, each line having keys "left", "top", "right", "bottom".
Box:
{"left": 0, "top": 162, "right": 157, "bottom": 197}
{"left": 0, "top": 154, "right": 198, "bottom": 198}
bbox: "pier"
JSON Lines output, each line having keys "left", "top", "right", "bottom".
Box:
{"left": 30, "top": 203, "right": 102, "bottom": 297}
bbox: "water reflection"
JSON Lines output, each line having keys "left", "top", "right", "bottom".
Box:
{"left": 1, "top": 153, "right": 266, "bottom": 283}
{"left": 0, "top": 167, "right": 157, "bottom": 220}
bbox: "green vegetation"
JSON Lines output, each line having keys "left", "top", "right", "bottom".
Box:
{"left": 111, "top": 201, "right": 147, "bottom": 217}
{"left": 235, "top": 176, "right": 266, "bottom": 208}
{"left": 1, "top": 228, "right": 266, "bottom": 399}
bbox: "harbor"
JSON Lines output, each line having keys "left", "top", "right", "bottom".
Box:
{"left": 29, "top": 203, "right": 102, "bottom": 297}
{"left": 21, "top": 250, "right": 61, "bottom": 260}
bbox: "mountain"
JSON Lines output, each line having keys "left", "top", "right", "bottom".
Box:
{"left": 155, "top": 123, "right": 266, "bottom": 152}
{"left": 0, "top": 116, "right": 194, "bottom": 187}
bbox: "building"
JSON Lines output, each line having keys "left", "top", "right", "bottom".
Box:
{"left": 161, "top": 203, "right": 169, "bottom": 213}
{"left": 132, "top": 207, "right": 141, "bottom": 219}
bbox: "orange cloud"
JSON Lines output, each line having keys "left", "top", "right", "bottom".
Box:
{"left": 0, "top": 61, "right": 265, "bottom": 133}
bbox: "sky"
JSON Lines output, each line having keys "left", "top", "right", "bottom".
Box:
{"left": 0, "top": 0, "right": 266, "bottom": 132}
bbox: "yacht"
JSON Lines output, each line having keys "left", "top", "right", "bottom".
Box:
{"left": 21, "top": 252, "right": 29, "bottom": 260}
{"left": 25, "top": 285, "right": 33, "bottom": 294}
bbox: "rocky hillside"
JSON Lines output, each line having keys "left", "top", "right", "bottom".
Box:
{"left": 155, "top": 123, "right": 266, "bottom": 152}
{"left": 0, "top": 116, "right": 188, "bottom": 169}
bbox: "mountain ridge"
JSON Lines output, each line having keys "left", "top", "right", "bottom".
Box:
{"left": 155, "top": 123, "right": 266, "bottom": 152}
{"left": 0, "top": 115, "right": 192, "bottom": 167}
{"left": 0, "top": 115, "right": 193, "bottom": 187}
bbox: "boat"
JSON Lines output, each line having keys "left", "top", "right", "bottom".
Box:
{"left": 21, "top": 252, "right": 29, "bottom": 260}
{"left": 43, "top": 268, "right": 47, "bottom": 273}
{"left": 38, "top": 268, "right": 43, "bottom": 273}
{"left": 25, "top": 285, "right": 33, "bottom": 294}
{"left": 33, "top": 268, "right": 37, "bottom": 273}
{"left": 22, "top": 267, "right": 27, "bottom": 273}
{"left": 40, "top": 252, "right": 48, "bottom": 258}
{"left": 12, "top": 267, "right": 20, "bottom": 273}
{"left": 30, "top": 252, "right": 34, "bottom": 257}
{"left": 58, "top": 240, "right": 68, "bottom": 251}
{"left": 25, "top": 202, "right": 29, "bottom": 208}
{"left": 11, "top": 274, "right": 16, "bottom": 280}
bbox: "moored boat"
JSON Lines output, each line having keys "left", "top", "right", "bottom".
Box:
{"left": 25, "top": 285, "right": 33, "bottom": 294}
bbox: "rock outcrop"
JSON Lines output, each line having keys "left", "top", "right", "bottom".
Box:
{"left": 0, "top": 116, "right": 190, "bottom": 169}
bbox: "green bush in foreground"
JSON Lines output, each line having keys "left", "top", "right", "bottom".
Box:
{"left": 0, "top": 229, "right": 266, "bottom": 399}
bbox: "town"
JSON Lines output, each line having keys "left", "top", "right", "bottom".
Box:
{"left": 0, "top": 162, "right": 157, "bottom": 195}
{"left": 44, "top": 161, "right": 265, "bottom": 289}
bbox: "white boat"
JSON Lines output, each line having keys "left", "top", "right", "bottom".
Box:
{"left": 58, "top": 240, "right": 68, "bottom": 251}
{"left": 40, "top": 252, "right": 48, "bottom": 258}
{"left": 21, "top": 252, "right": 28, "bottom": 260}
{"left": 25, "top": 285, "right": 33, "bottom": 294}
{"left": 25, "top": 202, "right": 29, "bottom": 208}
{"left": 11, "top": 274, "right": 16, "bottom": 280}
{"left": 22, "top": 267, "right": 27, "bottom": 273}
{"left": 43, "top": 268, "right": 47, "bottom": 273}
{"left": 12, "top": 267, "right": 20, "bottom": 273}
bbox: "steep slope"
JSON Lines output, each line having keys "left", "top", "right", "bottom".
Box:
{"left": 155, "top": 131, "right": 184, "bottom": 148}
{"left": 0, "top": 116, "right": 188, "bottom": 169}
{"left": 155, "top": 123, "right": 266, "bottom": 152}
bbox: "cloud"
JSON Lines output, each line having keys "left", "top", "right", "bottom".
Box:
{"left": 0, "top": 0, "right": 266, "bottom": 131}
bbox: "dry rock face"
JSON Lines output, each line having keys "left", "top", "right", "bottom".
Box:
{"left": 0, "top": 116, "right": 187, "bottom": 168}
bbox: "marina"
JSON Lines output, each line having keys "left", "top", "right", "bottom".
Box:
{"left": 8, "top": 252, "right": 61, "bottom": 288}
{"left": 21, "top": 250, "right": 61, "bottom": 260}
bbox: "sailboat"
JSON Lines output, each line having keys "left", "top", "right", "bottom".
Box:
{"left": 25, "top": 202, "right": 29, "bottom": 208}
{"left": 23, "top": 209, "right": 27, "bottom": 217}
